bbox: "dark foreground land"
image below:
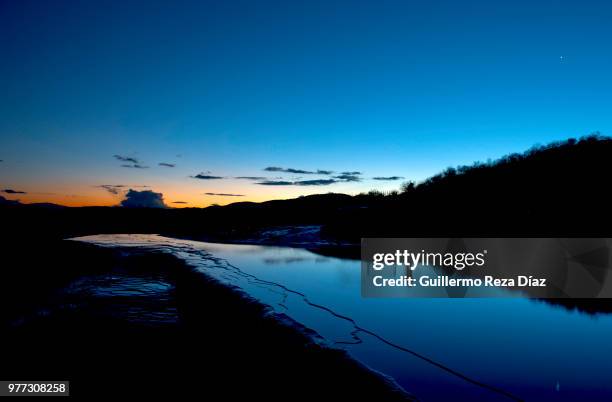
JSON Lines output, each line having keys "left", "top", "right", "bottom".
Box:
{"left": 0, "top": 238, "right": 412, "bottom": 400}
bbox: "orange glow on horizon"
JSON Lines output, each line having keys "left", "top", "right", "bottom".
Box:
{"left": 3, "top": 184, "right": 356, "bottom": 208}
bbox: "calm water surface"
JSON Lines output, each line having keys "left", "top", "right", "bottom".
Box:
{"left": 72, "top": 234, "right": 612, "bottom": 401}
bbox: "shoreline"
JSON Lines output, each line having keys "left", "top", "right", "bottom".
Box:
{"left": 163, "top": 224, "right": 362, "bottom": 260}
{"left": 1, "top": 237, "right": 413, "bottom": 400}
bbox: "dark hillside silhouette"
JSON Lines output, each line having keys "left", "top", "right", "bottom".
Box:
{"left": 325, "top": 134, "right": 612, "bottom": 239}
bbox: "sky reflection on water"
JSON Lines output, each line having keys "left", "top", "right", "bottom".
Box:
{"left": 74, "top": 235, "right": 612, "bottom": 401}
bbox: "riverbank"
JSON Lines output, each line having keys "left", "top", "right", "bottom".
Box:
{"left": 164, "top": 224, "right": 362, "bottom": 260}
{"left": 1, "top": 238, "right": 413, "bottom": 400}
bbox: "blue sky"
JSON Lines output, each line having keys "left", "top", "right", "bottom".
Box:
{"left": 1, "top": 0, "right": 611, "bottom": 206}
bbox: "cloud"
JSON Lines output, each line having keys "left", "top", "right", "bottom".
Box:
{"left": 121, "top": 164, "right": 149, "bottom": 169}
{"left": 255, "top": 179, "right": 338, "bottom": 186}
{"left": 96, "top": 184, "right": 126, "bottom": 195}
{"left": 255, "top": 180, "right": 295, "bottom": 186}
{"left": 264, "top": 166, "right": 311, "bottom": 174}
{"left": 295, "top": 179, "right": 337, "bottom": 186}
{"left": 254, "top": 171, "right": 364, "bottom": 185}
{"left": 334, "top": 173, "right": 361, "bottom": 182}
{"left": 204, "top": 192, "right": 245, "bottom": 196}
{"left": 372, "top": 176, "right": 404, "bottom": 181}
{"left": 113, "top": 155, "right": 140, "bottom": 164}
{"left": 114, "top": 155, "right": 148, "bottom": 168}
{"left": 96, "top": 184, "right": 149, "bottom": 195}
{"left": 120, "top": 189, "right": 167, "bottom": 208}
{"left": 172, "top": 201, "right": 188, "bottom": 204}
{"left": 234, "top": 176, "right": 267, "bottom": 180}
{"left": 2, "top": 189, "right": 27, "bottom": 194}
{"left": 191, "top": 173, "right": 223, "bottom": 180}
{"left": 159, "top": 162, "right": 175, "bottom": 168}
{"left": 263, "top": 167, "right": 333, "bottom": 175}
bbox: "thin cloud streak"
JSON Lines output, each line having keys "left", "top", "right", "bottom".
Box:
{"left": 2, "top": 189, "right": 26, "bottom": 194}
{"left": 255, "top": 179, "right": 338, "bottom": 186}
{"left": 334, "top": 173, "right": 361, "bottom": 182}
{"left": 295, "top": 179, "right": 337, "bottom": 186}
{"left": 113, "top": 155, "right": 140, "bottom": 164}
{"left": 191, "top": 174, "right": 223, "bottom": 180}
{"left": 96, "top": 184, "right": 149, "bottom": 195}
{"left": 121, "top": 164, "right": 149, "bottom": 169}
{"left": 204, "top": 192, "right": 245, "bottom": 196}
{"left": 263, "top": 166, "right": 333, "bottom": 175}
{"left": 255, "top": 180, "right": 295, "bottom": 186}
{"left": 96, "top": 184, "right": 125, "bottom": 195}
{"left": 372, "top": 176, "right": 404, "bottom": 181}
{"left": 234, "top": 176, "right": 267, "bottom": 180}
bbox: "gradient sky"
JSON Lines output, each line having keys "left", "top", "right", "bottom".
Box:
{"left": 1, "top": 0, "right": 612, "bottom": 207}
